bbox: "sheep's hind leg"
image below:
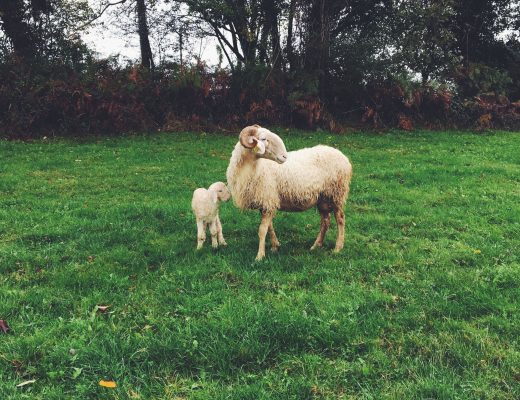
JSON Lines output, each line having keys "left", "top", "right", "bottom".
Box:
{"left": 256, "top": 212, "right": 274, "bottom": 261}
{"left": 268, "top": 221, "right": 280, "bottom": 252}
{"left": 333, "top": 207, "right": 345, "bottom": 253}
{"left": 311, "top": 210, "right": 331, "bottom": 250}
{"left": 209, "top": 220, "right": 219, "bottom": 248}
{"left": 196, "top": 220, "right": 206, "bottom": 250}
{"left": 216, "top": 215, "right": 227, "bottom": 246}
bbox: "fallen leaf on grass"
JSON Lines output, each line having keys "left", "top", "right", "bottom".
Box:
{"left": 99, "top": 380, "right": 117, "bottom": 388}
{"left": 0, "top": 320, "right": 10, "bottom": 333}
{"left": 96, "top": 305, "right": 110, "bottom": 313}
{"left": 16, "top": 380, "right": 36, "bottom": 388}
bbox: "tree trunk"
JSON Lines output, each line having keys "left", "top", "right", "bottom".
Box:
{"left": 263, "top": 0, "right": 281, "bottom": 69}
{"left": 304, "top": 0, "right": 330, "bottom": 75}
{"left": 258, "top": 21, "right": 269, "bottom": 64}
{"left": 179, "top": 29, "right": 183, "bottom": 70}
{"left": 0, "top": 0, "right": 38, "bottom": 60}
{"left": 136, "top": 0, "right": 154, "bottom": 70}
{"left": 286, "top": 0, "right": 296, "bottom": 71}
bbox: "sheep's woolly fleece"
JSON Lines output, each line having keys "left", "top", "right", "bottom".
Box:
{"left": 226, "top": 140, "right": 352, "bottom": 213}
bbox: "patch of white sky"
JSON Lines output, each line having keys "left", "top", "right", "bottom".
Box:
{"left": 82, "top": 0, "right": 224, "bottom": 66}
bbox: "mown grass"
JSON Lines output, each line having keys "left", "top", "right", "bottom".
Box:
{"left": 0, "top": 129, "right": 519, "bottom": 399}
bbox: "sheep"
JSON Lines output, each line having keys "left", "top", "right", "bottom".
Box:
{"left": 191, "top": 182, "right": 231, "bottom": 250}
{"left": 226, "top": 125, "right": 352, "bottom": 261}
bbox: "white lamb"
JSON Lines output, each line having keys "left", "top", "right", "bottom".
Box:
{"left": 226, "top": 125, "right": 352, "bottom": 260}
{"left": 191, "top": 182, "right": 231, "bottom": 249}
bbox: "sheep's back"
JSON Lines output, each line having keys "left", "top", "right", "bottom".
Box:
{"left": 275, "top": 145, "right": 352, "bottom": 205}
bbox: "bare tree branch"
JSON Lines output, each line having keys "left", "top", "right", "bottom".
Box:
{"left": 208, "top": 20, "right": 245, "bottom": 62}
{"left": 73, "top": 0, "right": 128, "bottom": 33}
{"left": 215, "top": 33, "right": 235, "bottom": 70}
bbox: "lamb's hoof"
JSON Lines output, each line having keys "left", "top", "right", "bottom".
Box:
{"left": 220, "top": 241, "right": 228, "bottom": 247}
{"left": 196, "top": 245, "right": 203, "bottom": 250}
{"left": 271, "top": 246, "right": 279, "bottom": 252}
{"left": 332, "top": 247, "right": 343, "bottom": 254}
{"left": 310, "top": 243, "right": 322, "bottom": 251}
{"left": 255, "top": 253, "right": 265, "bottom": 261}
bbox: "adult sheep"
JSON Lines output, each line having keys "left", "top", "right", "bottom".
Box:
{"left": 226, "top": 125, "right": 352, "bottom": 260}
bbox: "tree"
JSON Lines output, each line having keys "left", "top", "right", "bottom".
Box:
{"left": 285, "top": 0, "right": 296, "bottom": 71}
{"left": 451, "top": 0, "right": 517, "bottom": 67}
{"left": 182, "top": 0, "right": 262, "bottom": 65}
{"left": 0, "top": 0, "right": 39, "bottom": 59}
{"left": 0, "top": 0, "right": 93, "bottom": 65}
{"left": 181, "top": 0, "right": 289, "bottom": 68}
{"left": 259, "top": 0, "right": 282, "bottom": 68}
{"left": 394, "top": 0, "right": 458, "bottom": 84}
{"left": 136, "top": 0, "right": 154, "bottom": 69}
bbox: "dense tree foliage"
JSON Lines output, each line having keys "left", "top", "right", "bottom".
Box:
{"left": 0, "top": 0, "right": 93, "bottom": 65}
{"left": 1, "top": 0, "right": 519, "bottom": 135}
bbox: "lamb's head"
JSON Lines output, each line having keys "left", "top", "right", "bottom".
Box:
{"left": 239, "top": 125, "right": 288, "bottom": 164}
{"left": 208, "top": 181, "right": 231, "bottom": 202}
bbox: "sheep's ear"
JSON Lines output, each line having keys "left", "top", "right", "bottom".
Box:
{"left": 239, "top": 125, "right": 259, "bottom": 149}
{"left": 252, "top": 138, "right": 265, "bottom": 155}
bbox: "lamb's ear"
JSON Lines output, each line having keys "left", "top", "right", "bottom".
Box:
{"left": 239, "top": 125, "right": 259, "bottom": 149}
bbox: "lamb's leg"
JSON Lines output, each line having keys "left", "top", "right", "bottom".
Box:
{"left": 196, "top": 219, "right": 206, "bottom": 250}
{"left": 256, "top": 212, "right": 274, "bottom": 261}
{"left": 268, "top": 221, "right": 280, "bottom": 252}
{"left": 333, "top": 208, "right": 345, "bottom": 253}
{"left": 311, "top": 211, "right": 331, "bottom": 250}
{"left": 209, "top": 220, "right": 219, "bottom": 248}
{"left": 216, "top": 215, "right": 227, "bottom": 246}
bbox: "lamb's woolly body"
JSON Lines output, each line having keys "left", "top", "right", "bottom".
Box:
{"left": 227, "top": 143, "right": 352, "bottom": 213}
{"left": 191, "top": 188, "right": 219, "bottom": 223}
{"left": 191, "top": 182, "right": 230, "bottom": 249}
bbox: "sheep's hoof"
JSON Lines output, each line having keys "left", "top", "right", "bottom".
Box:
{"left": 196, "top": 245, "right": 203, "bottom": 250}
{"left": 310, "top": 243, "right": 322, "bottom": 251}
{"left": 332, "top": 247, "right": 343, "bottom": 253}
{"left": 220, "top": 241, "right": 228, "bottom": 246}
{"left": 271, "top": 245, "right": 279, "bottom": 252}
{"left": 255, "top": 253, "right": 265, "bottom": 261}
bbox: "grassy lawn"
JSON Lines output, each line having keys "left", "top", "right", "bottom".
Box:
{"left": 1, "top": 129, "right": 519, "bottom": 399}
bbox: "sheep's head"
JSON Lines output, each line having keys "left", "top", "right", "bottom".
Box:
{"left": 208, "top": 181, "right": 231, "bottom": 202}
{"left": 239, "top": 125, "right": 288, "bottom": 164}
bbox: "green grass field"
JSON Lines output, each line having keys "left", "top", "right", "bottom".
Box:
{"left": 1, "top": 129, "right": 519, "bottom": 399}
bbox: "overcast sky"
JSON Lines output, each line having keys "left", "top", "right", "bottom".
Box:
{"left": 82, "top": 1, "right": 221, "bottom": 66}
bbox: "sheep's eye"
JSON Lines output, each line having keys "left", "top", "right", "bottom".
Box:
{"left": 260, "top": 138, "right": 266, "bottom": 142}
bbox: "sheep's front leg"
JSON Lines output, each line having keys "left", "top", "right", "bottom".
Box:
{"left": 268, "top": 221, "right": 280, "bottom": 252}
{"left": 209, "top": 220, "right": 219, "bottom": 248}
{"left": 196, "top": 220, "right": 206, "bottom": 250}
{"left": 216, "top": 215, "right": 227, "bottom": 246}
{"left": 311, "top": 211, "right": 331, "bottom": 250}
{"left": 256, "top": 212, "right": 274, "bottom": 261}
{"left": 333, "top": 208, "right": 345, "bottom": 253}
